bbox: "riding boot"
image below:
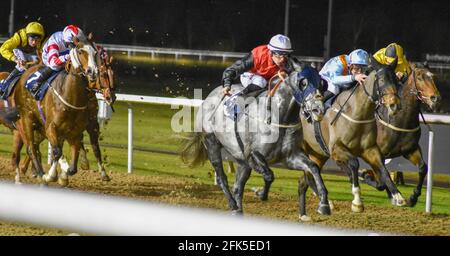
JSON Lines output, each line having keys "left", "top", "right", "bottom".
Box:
{"left": 0, "top": 68, "right": 22, "bottom": 98}
{"left": 30, "top": 66, "right": 54, "bottom": 97}
{"left": 323, "top": 90, "right": 335, "bottom": 102}
{"left": 240, "top": 83, "right": 263, "bottom": 96}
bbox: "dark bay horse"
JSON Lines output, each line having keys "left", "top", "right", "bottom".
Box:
{"left": 360, "top": 64, "right": 441, "bottom": 206}
{"left": 181, "top": 67, "right": 331, "bottom": 216}
{"left": 299, "top": 59, "right": 406, "bottom": 217}
{"left": 0, "top": 41, "right": 100, "bottom": 186}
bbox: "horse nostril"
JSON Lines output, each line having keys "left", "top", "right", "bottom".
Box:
{"left": 431, "top": 96, "right": 440, "bottom": 103}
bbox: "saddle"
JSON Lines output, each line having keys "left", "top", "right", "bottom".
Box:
{"left": 223, "top": 84, "right": 265, "bottom": 121}
{"left": 0, "top": 75, "right": 22, "bottom": 100}
{"left": 25, "top": 70, "right": 63, "bottom": 101}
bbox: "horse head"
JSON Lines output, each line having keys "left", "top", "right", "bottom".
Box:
{"left": 368, "top": 56, "right": 401, "bottom": 117}
{"left": 68, "top": 41, "right": 99, "bottom": 84}
{"left": 291, "top": 65, "right": 324, "bottom": 122}
{"left": 409, "top": 64, "right": 441, "bottom": 112}
{"left": 86, "top": 33, "right": 116, "bottom": 105}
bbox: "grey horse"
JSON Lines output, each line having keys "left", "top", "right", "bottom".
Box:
{"left": 181, "top": 66, "right": 331, "bottom": 216}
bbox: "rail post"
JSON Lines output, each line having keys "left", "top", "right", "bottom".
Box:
{"left": 425, "top": 130, "right": 434, "bottom": 213}
{"left": 128, "top": 103, "right": 133, "bottom": 174}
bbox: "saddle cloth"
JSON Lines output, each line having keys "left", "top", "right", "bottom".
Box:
{"left": 25, "top": 70, "right": 62, "bottom": 101}
{"left": 0, "top": 75, "right": 22, "bottom": 100}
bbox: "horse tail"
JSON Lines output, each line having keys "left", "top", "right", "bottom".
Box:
{"left": 0, "top": 107, "right": 19, "bottom": 130}
{"left": 180, "top": 132, "right": 207, "bottom": 168}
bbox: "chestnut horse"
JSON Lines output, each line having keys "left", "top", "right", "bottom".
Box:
{"left": 16, "top": 38, "right": 115, "bottom": 182}
{"left": 0, "top": 38, "right": 115, "bottom": 184}
{"left": 0, "top": 41, "right": 100, "bottom": 186}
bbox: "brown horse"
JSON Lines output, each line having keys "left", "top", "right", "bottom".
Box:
{"left": 18, "top": 38, "right": 116, "bottom": 182}
{"left": 0, "top": 41, "right": 100, "bottom": 186}
{"left": 299, "top": 59, "right": 406, "bottom": 218}
{"left": 0, "top": 38, "right": 115, "bottom": 184}
{"left": 360, "top": 64, "right": 441, "bottom": 206}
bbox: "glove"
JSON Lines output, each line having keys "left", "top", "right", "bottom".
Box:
{"left": 63, "top": 54, "right": 71, "bottom": 62}
{"left": 223, "top": 84, "right": 231, "bottom": 96}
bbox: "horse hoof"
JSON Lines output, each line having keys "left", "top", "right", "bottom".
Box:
{"left": 101, "top": 175, "right": 111, "bottom": 182}
{"left": 43, "top": 174, "right": 57, "bottom": 183}
{"left": 251, "top": 187, "right": 268, "bottom": 201}
{"left": 407, "top": 196, "right": 418, "bottom": 207}
{"left": 328, "top": 200, "right": 335, "bottom": 210}
{"left": 58, "top": 177, "right": 69, "bottom": 187}
{"left": 256, "top": 191, "right": 268, "bottom": 201}
{"left": 67, "top": 168, "right": 77, "bottom": 176}
{"left": 231, "top": 210, "right": 243, "bottom": 216}
{"left": 351, "top": 203, "right": 364, "bottom": 213}
{"left": 391, "top": 196, "right": 407, "bottom": 207}
{"left": 15, "top": 180, "right": 22, "bottom": 185}
{"left": 299, "top": 215, "right": 312, "bottom": 222}
{"left": 317, "top": 203, "right": 331, "bottom": 215}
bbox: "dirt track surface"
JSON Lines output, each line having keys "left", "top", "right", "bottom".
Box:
{"left": 0, "top": 158, "right": 449, "bottom": 236}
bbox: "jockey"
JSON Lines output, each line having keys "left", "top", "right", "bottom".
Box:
{"left": 319, "top": 49, "right": 369, "bottom": 105}
{"left": 221, "top": 34, "right": 299, "bottom": 97}
{"left": 0, "top": 22, "right": 45, "bottom": 98}
{"left": 373, "top": 43, "right": 411, "bottom": 83}
{"left": 28, "top": 25, "right": 86, "bottom": 96}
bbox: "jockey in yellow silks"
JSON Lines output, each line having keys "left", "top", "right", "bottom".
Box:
{"left": 373, "top": 43, "right": 411, "bottom": 83}
{"left": 0, "top": 22, "right": 46, "bottom": 98}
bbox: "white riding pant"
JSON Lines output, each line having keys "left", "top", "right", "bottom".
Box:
{"left": 240, "top": 72, "right": 267, "bottom": 89}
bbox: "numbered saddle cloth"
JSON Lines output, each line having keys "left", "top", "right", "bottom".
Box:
{"left": 25, "top": 70, "right": 63, "bottom": 101}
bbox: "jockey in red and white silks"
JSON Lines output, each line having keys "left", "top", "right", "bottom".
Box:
{"left": 42, "top": 25, "right": 86, "bottom": 71}
{"left": 27, "top": 25, "right": 86, "bottom": 96}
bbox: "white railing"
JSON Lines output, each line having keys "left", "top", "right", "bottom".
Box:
{"left": 0, "top": 182, "right": 382, "bottom": 236}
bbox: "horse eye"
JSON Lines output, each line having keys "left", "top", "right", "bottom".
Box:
{"left": 301, "top": 79, "right": 308, "bottom": 87}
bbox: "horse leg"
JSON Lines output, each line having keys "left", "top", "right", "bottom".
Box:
{"left": 285, "top": 151, "right": 330, "bottom": 215}
{"left": 231, "top": 163, "right": 251, "bottom": 213}
{"left": 204, "top": 133, "right": 238, "bottom": 212}
{"left": 21, "top": 121, "right": 45, "bottom": 180}
{"left": 11, "top": 131, "right": 24, "bottom": 184}
{"left": 298, "top": 173, "right": 311, "bottom": 221}
{"left": 42, "top": 123, "right": 63, "bottom": 183}
{"left": 404, "top": 147, "right": 427, "bottom": 207}
{"left": 336, "top": 161, "right": 364, "bottom": 213}
{"left": 67, "top": 137, "right": 82, "bottom": 176}
{"left": 87, "top": 123, "right": 110, "bottom": 181}
{"left": 79, "top": 142, "right": 90, "bottom": 170}
{"left": 57, "top": 138, "right": 81, "bottom": 187}
{"left": 249, "top": 151, "right": 274, "bottom": 201}
{"left": 361, "top": 147, "right": 406, "bottom": 206}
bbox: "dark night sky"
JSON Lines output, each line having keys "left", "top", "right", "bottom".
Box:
{"left": 0, "top": 0, "right": 449, "bottom": 61}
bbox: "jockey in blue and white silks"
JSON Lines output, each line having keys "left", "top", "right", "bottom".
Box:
{"left": 319, "top": 49, "right": 369, "bottom": 105}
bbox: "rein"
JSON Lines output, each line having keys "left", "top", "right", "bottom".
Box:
{"left": 331, "top": 107, "right": 375, "bottom": 124}
{"left": 375, "top": 114, "right": 419, "bottom": 132}
{"left": 49, "top": 86, "right": 87, "bottom": 110}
